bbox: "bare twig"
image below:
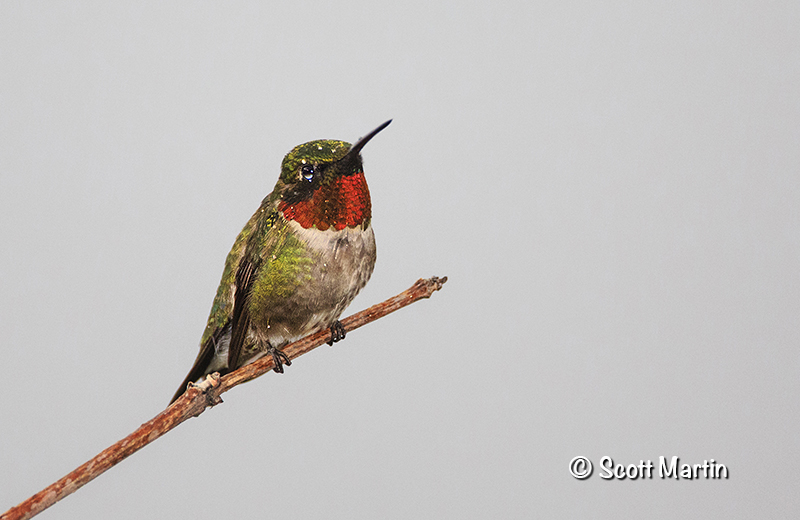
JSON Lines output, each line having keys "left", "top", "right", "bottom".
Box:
{"left": 0, "top": 276, "right": 447, "bottom": 520}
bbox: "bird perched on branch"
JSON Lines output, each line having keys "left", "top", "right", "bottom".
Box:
{"left": 171, "top": 120, "right": 391, "bottom": 404}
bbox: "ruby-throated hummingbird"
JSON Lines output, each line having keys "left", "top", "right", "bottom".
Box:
{"left": 170, "top": 120, "right": 390, "bottom": 404}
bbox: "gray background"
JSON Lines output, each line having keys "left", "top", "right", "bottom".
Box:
{"left": 1, "top": 2, "right": 798, "bottom": 518}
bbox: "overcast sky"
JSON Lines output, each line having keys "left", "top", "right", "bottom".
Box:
{"left": 1, "top": 2, "right": 799, "bottom": 518}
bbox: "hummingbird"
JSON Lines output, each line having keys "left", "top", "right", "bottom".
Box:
{"left": 170, "top": 120, "right": 390, "bottom": 404}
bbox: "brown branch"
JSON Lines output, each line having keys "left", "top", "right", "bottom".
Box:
{"left": 1, "top": 276, "right": 447, "bottom": 520}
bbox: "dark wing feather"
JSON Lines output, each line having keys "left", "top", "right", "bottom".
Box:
{"left": 226, "top": 257, "right": 259, "bottom": 371}
{"left": 169, "top": 326, "right": 226, "bottom": 404}
{"left": 169, "top": 242, "right": 260, "bottom": 405}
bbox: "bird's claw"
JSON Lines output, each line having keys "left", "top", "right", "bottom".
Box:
{"left": 268, "top": 344, "right": 292, "bottom": 373}
{"left": 328, "top": 320, "right": 346, "bottom": 346}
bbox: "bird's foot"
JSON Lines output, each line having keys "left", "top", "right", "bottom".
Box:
{"left": 267, "top": 343, "right": 292, "bottom": 373}
{"left": 328, "top": 320, "right": 346, "bottom": 346}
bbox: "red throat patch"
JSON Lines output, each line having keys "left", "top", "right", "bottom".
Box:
{"left": 279, "top": 172, "right": 372, "bottom": 231}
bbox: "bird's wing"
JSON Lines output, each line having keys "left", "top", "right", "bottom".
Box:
{"left": 169, "top": 205, "right": 276, "bottom": 405}
{"left": 226, "top": 256, "right": 258, "bottom": 371}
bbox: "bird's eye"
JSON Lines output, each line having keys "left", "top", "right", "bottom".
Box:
{"left": 301, "top": 164, "right": 315, "bottom": 181}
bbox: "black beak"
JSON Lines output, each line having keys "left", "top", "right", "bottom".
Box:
{"left": 345, "top": 120, "right": 392, "bottom": 160}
